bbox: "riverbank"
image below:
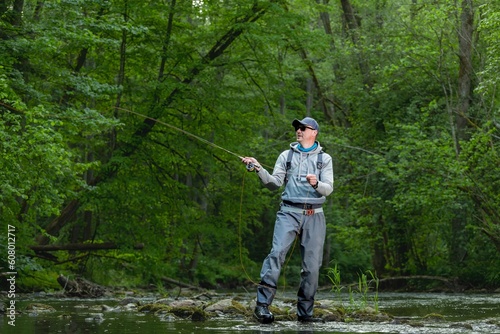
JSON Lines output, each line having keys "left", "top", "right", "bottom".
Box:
{"left": 2, "top": 290, "right": 500, "bottom": 334}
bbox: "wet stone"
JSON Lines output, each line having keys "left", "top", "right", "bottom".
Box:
{"left": 450, "top": 323, "right": 473, "bottom": 330}
{"left": 119, "top": 297, "right": 141, "bottom": 306}
{"left": 170, "top": 299, "right": 201, "bottom": 308}
{"left": 25, "top": 303, "right": 57, "bottom": 313}
{"left": 205, "top": 298, "right": 236, "bottom": 313}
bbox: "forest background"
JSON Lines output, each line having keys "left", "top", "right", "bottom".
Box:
{"left": 1, "top": 0, "right": 499, "bottom": 293}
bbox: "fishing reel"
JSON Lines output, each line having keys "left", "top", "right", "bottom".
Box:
{"left": 246, "top": 162, "right": 256, "bottom": 172}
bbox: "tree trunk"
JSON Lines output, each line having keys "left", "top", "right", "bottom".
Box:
{"left": 455, "top": 0, "right": 474, "bottom": 145}
{"left": 318, "top": 0, "right": 333, "bottom": 35}
{"left": 0, "top": 0, "right": 8, "bottom": 17}
{"left": 317, "top": 0, "right": 350, "bottom": 126}
{"left": 296, "top": 47, "right": 329, "bottom": 118}
{"left": 450, "top": 0, "right": 474, "bottom": 265}
{"left": 339, "top": 0, "right": 372, "bottom": 89}
{"left": 306, "top": 77, "right": 313, "bottom": 115}
{"left": 12, "top": 0, "right": 24, "bottom": 27}
{"left": 36, "top": 199, "right": 79, "bottom": 244}
{"left": 33, "top": 0, "right": 44, "bottom": 21}
{"left": 372, "top": 215, "right": 387, "bottom": 275}
{"left": 158, "top": 0, "right": 176, "bottom": 81}
{"left": 340, "top": 0, "right": 360, "bottom": 34}
{"left": 110, "top": 1, "right": 129, "bottom": 156}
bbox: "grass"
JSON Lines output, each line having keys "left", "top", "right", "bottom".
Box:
{"left": 327, "top": 265, "right": 380, "bottom": 313}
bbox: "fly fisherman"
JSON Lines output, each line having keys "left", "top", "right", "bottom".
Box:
{"left": 241, "top": 117, "right": 334, "bottom": 323}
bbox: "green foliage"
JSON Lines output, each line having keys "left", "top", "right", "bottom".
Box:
{"left": 477, "top": 1, "right": 500, "bottom": 100}
{"left": 16, "top": 270, "right": 61, "bottom": 292}
{"left": 0, "top": 0, "right": 499, "bottom": 292}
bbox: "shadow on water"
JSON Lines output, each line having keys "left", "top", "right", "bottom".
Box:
{"left": 1, "top": 292, "right": 499, "bottom": 333}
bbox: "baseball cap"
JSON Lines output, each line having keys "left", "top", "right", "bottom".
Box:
{"left": 292, "top": 117, "right": 319, "bottom": 132}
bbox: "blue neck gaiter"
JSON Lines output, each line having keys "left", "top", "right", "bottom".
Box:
{"left": 297, "top": 142, "right": 318, "bottom": 152}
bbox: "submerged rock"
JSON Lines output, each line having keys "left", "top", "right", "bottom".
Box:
{"left": 138, "top": 303, "right": 171, "bottom": 314}
{"left": 170, "top": 299, "right": 201, "bottom": 308}
{"left": 84, "top": 313, "right": 104, "bottom": 323}
{"left": 423, "top": 313, "right": 446, "bottom": 321}
{"left": 118, "top": 297, "right": 141, "bottom": 306}
{"left": 449, "top": 323, "right": 473, "bottom": 330}
{"left": 25, "top": 303, "right": 56, "bottom": 314}
{"left": 205, "top": 298, "right": 247, "bottom": 315}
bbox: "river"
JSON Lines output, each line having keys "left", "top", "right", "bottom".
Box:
{"left": 1, "top": 292, "right": 499, "bottom": 333}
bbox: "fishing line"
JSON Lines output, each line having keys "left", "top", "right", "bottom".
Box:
{"left": 238, "top": 170, "right": 259, "bottom": 286}
{"left": 114, "top": 107, "right": 274, "bottom": 168}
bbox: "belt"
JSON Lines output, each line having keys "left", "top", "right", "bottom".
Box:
{"left": 282, "top": 200, "right": 322, "bottom": 209}
{"left": 281, "top": 205, "right": 323, "bottom": 216}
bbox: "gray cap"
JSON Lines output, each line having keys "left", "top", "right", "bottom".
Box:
{"left": 292, "top": 117, "right": 319, "bottom": 132}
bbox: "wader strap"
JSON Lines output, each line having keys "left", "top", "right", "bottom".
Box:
{"left": 317, "top": 151, "right": 323, "bottom": 171}
{"left": 284, "top": 149, "right": 294, "bottom": 185}
{"left": 285, "top": 149, "right": 324, "bottom": 185}
{"left": 317, "top": 151, "right": 323, "bottom": 181}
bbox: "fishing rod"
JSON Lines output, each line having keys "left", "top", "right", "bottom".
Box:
{"left": 115, "top": 107, "right": 266, "bottom": 171}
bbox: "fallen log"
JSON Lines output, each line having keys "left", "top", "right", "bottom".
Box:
{"left": 57, "top": 274, "right": 108, "bottom": 298}
{"left": 30, "top": 242, "right": 144, "bottom": 252}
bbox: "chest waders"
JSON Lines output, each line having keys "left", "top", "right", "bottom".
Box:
{"left": 284, "top": 148, "right": 324, "bottom": 185}
{"left": 256, "top": 149, "right": 326, "bottom": 319}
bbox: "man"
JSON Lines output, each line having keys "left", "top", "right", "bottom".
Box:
{"left": 241, "top": 117, "right": 334, "bottom": 324}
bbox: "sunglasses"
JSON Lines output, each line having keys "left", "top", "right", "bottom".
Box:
{"left": 295, "top": 125, "right": 315, "bottom": 132}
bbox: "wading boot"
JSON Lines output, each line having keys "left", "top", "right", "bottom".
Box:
{"left": 297, "top": 315, "right": 325, "bottom": 323}
{"left": 254, "top": 304, "right": 274, "bottom": 324}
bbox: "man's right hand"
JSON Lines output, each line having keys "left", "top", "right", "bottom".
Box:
{"left": 241, "top": 157, "right": 258, "bottom": 165}
{"left": 241, "top": 157, "right": 261, "bottom": 172}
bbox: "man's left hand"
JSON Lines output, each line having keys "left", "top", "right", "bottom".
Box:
{"left": 306, "top": 174, "right": 318, "bottom": 187}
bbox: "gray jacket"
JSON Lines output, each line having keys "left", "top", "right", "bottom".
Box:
{"left": 257, "top": 141, "right": 334, "bottom": 205}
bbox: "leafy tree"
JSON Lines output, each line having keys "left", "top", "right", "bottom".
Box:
{"left": 0, "top": 0, "right": 498, "bottom": 291}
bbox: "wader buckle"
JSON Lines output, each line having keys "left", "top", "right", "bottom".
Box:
{"left": 304, "top": 209, "right": 315, "bottom": 216}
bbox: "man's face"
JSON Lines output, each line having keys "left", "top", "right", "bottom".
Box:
{"left": 295, "top": 124, "right": 317, "bottom": 144}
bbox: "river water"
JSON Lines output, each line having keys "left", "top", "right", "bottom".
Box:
{"left": 1, "top": 292, "right": 499, "bottom": 333}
